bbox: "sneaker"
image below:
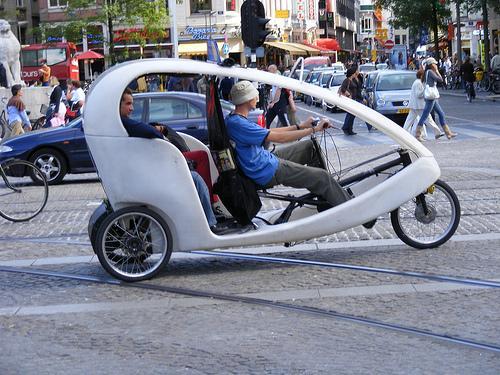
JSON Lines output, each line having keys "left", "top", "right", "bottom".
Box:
{"left": 435, "top": 133, "right": 445, "bottom": 139}
{"left": 362, "top": 218, "right": 377, "bottom": 229}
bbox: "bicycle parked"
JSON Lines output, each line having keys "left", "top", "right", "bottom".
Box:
{"left": 0, "top": 158, "right": 48, "bottom": 222}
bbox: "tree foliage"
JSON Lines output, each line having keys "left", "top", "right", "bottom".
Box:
{"left": 38, "top": 0, "right": 169, "bottom": 63}
{"left": 375, "top": 0, "right": 451, "bottom": 31}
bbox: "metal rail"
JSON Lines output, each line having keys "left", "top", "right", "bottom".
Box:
{"left": 0, "top": 265, "right": 499, "bottom": 353}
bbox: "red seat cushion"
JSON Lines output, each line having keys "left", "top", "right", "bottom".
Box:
{"left": 183, "top": 150, "right": 215, "bottom": 202}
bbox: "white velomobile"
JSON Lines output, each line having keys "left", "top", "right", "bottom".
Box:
{"left": 85, "top": 58, "right": 460, "bottom": 281}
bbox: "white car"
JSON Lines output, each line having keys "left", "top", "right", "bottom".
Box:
{"left": 323, "top": 72, "right": 347, "bottom": 111}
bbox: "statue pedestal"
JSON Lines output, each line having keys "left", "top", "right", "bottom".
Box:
{"left": 0, "top": 86, "right": 53, "bottom": 120}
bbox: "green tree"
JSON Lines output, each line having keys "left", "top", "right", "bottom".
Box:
{"left": 39, "top": 0, "right": 169, "bottom": 65}
{"left": 375, "top": 0, "right": 451, "bottom": 56}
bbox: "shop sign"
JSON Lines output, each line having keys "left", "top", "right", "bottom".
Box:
{"left": 114, "top": 28, "right": 169, "bottom": 43}
{"left": 308, "top": 0, "right": 315, "bottom": 20}
{"left": 275, "top": 10, "right": 289, "bottom": 18}
{"left": 375, "top": 28, "right": 388, "bottom": 41}
{"left": 297, "top": 0, "right": 305, "bottom": 20}
{"left": 179, "top": 26, "right": 238, "bottom": 41}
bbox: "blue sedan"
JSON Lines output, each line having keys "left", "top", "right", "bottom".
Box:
{"left": 0, "top": 92, "right": 265, "bottom": 184}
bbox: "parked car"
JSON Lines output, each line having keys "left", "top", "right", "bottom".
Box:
{"left": 367, "top": 70, "right": 415, "bottom": 122}
{"left": 303, "top": 56, "right": 331, "bottom": 71}
{"left": 310, "top": 69, "right": 338, "bottom": 106}
{"left": 0, "top": 92, "right": 264, "bottom": 184}
{"left": 331, "top": 62, "right": 346, "bottom": 73}
{"left": 302, "top": 69, "right": 324, "bottom": 104}
{"left": 359, "top": 63, "right": 376, "bottom": 75}
{"left": 323, "top": 72, "right": 346, "bottom": 111}
{"left": 376, "top": 63, "right": 389, "bottom": 70}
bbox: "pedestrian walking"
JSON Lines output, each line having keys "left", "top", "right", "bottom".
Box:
{"left": 403, "top": 68, "right": 444, "bottom": 140}
{"left": 339, "top": 65, "right": 371, "bottom": 135}
{"left": 219, "top": 76, "right": 234, "bottom": 100}
{"left": 265, "top": 64, "right": 289, "bottom": 128}
{"left": 415, "top": 58, "right": 457, "bottom": 141}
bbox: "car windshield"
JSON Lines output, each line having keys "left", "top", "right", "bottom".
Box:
{"left": 329, "top": 75, "right": 345, "bottom": 86}
{"left": 376, "top": 74, "right": 415, "bottom": 91}
{"left": 360, "top": 65, "right": 376, "bottom": 72}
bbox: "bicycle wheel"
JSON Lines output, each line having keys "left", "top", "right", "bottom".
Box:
{"left": 0, "top": 159, "right": 49, "bottom": 222}
{"left": 391, "top": 179, "right": 460, "bottom": 249}
{"left": 95, "top": 206, "right": 172, "bottom": 282}
{"left": 32, "top": 116, "right": 46, "bottom": 131}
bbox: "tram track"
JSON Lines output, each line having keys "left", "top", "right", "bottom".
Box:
{"left": 0, "top": 265, "right": 499, "bottom": 354}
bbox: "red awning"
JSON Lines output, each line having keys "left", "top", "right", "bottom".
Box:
{"left": 76, "top": 50, "right": 104, "bottom": 60}
{"left": 314, "top": 38, "right": 340, "bottom": 52}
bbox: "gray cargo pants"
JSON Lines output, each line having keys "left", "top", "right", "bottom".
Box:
{"left": 263, "top": 139, "right": 349, "bottom": 207}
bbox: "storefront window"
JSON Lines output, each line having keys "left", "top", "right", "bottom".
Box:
{"left": 49, "top": 0, "right": 68, "bottom": 7}
{"left": 191, "top": 0, "right": 212, "bottom": 14}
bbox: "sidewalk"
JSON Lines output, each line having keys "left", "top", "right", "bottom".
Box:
{"left": 440, "top": 88, "right": 499, "bottom": 101}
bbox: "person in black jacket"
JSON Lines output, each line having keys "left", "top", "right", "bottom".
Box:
{"left": 460, "top": 57, "right": 475, "bottom": 99}
{"left": 339, "top": 66, "right": 361, "bottom": 135}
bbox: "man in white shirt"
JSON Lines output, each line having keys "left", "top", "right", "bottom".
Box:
{"left": 67, "top": 80, "right": 86, "bottom": 115}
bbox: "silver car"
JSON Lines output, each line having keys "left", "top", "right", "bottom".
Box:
{"left": 368, "top": 70, "right": 417, "bottom": 120}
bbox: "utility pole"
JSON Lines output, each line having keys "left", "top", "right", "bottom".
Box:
{"left": 167, "top": 0, "right": 178, "bottom": 58}
{"left": 456, "top": 0, "right": 462, "bottom": 65}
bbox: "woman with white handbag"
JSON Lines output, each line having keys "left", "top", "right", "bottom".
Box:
{"left": 403, "top": 67, "right": 444, "bottom": 140}
{"left": 414, "top": 57, "right": 457, "bottom": 141}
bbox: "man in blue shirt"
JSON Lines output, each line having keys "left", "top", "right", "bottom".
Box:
{"left": 226, "top": 80, "right": 349, "bottom": 209}
{"left": 120, "top": 88, "right": 224, "bottom": 234}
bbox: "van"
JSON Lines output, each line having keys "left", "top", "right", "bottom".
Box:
{"left": 304, "top": 56, "right": 332, "bottom": 70}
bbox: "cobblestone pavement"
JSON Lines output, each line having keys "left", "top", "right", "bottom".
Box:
{"left": 0, "top": 135, "right": 499, "bottom": 373}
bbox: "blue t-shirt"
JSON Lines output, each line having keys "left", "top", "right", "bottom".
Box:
{"left": 225, "top": 113, "right": 278, "bottom": 186}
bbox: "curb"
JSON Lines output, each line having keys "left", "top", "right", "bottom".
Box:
{"left": 439, "top": 91, "right": 499, "bottom": 102}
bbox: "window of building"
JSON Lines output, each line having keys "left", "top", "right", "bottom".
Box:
{"left": 226, "top": 0, "right": 236, "bottom": 11}
{"left": 395, "top": 35, "right": 401, "bottom": 44}
{"left": 16, "top": 0, "right": 24, "bottom": 7}
{"left": 191, "top": 0, "right": 212, "bottom": 14}
{"left": 402, "top": 34, "right": 407, "bottom": 45}
{"left": 361, "top": 18, "right": 372, "bottom": 34}
{"left": 49, "top": 0, "right": 68, "bottom": 8}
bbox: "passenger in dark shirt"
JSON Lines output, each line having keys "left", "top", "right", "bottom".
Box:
{"left": 120, "top": 88, "right": 223, "bottom": 233}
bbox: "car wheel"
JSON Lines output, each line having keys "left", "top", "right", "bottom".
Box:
{"left": 29, "top": 148, "right": 67, "bottom": 185}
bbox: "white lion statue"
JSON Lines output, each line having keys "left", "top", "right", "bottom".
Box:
{"left": 0, "top": 19, "right": 22, "bottom": 88}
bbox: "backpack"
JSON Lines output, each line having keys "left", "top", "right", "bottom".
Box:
{"left": 206, "top": 77, "right": 261, "bottom": 225}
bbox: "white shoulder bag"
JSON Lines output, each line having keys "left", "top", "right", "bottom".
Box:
{"left": 423, "top": 70, "right": 440, "bottom": 100}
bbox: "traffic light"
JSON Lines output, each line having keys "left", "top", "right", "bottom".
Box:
{"left": 241, "top": 0, "right": 271, "bottom": 49}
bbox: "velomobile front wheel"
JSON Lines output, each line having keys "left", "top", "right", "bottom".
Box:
{"left": 391, "top": 179, "right": 460, "bottom": 249}
{"left": 95, "top": 206, "right": 172, "bottom": 282}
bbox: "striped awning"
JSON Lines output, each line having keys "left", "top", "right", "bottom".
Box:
{"left": 264, "top": 42, "right": 308, "bottom": 55}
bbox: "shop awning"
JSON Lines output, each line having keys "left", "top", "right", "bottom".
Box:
{"left": 315, "top": 38, "right": 340, "bottom": 51}
{"left": 289, "top": 43, "right": 321, "bottom": 55}
{"left": 178, "top": 41, "right": 242, "bottom": 56}
{"left": 264, "top": 42, "right": 308, "bottom": 55}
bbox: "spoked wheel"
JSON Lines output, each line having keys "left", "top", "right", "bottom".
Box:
{"left": 0, "top": 159, "right": 49, "bottom": 222}
{"left": 391, "top": 179, "right": 460, "bottom": 249}
{"left": 95, "top": 207, "right": 172, "bottom": 282}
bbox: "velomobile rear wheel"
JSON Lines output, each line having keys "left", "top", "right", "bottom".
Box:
{"left": 95, "top": 206, "right": 172, "bottom": 282}
{"left": 391, "top": 179, "right": 460, "bottom": 249}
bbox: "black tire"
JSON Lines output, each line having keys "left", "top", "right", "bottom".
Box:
{"left": 95, "top": 206, "right": 173, "bottom": 282}
{"left": 391, "top": 179, "right": 460, "bottom": 249}
{"left": 29, "top": 148, "right": 67, "bottom": 185}
{"left": 0, "top": 159, "right": 48, "bottom": 222}
{"left": 493, "top": 80, "right": 500, "bottom": 95}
